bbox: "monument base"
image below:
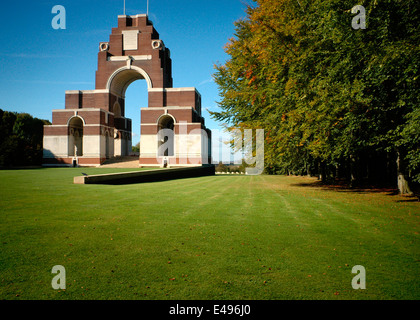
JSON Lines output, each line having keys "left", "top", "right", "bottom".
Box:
{"left": 74, "top": 165, "right": 215, "bottom": 185}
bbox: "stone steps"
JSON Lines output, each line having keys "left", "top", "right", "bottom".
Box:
{"left": 101, "top": 156, "right": 140, "bottom": 168}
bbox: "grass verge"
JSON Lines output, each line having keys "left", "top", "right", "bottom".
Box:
{"left": 0, "top": 168, "right": 419, "bottom": 299}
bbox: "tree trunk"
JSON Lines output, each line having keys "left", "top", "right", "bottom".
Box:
{"left": 386, "top": 152, "right": 392, "bottom": 185}
{"left": 316, "top": 161, "right": 320, "bottom": 180}
{"left": 335, "top": 164, "right": 339, "bottom": 180}
{"left": 320, "top": 161, "right": 326, "bottom": 183}
{"left": 349, "top": 154, "right": 358, "bottom": 188}
{"left": 396, "top": 150, "right": 413, "bottom": 195}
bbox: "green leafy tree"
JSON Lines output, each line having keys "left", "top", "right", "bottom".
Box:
{"left": 212, "top": 0, "right": 419, "bottom": 194}
{"left": 0, "top": 109, "right": 50, "bottom": 166}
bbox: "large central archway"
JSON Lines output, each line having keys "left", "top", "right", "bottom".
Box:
{"left": 125, "top": 79, "right": 149, "bottom": 156}
{"left": 106, "top": 66, "right": 153, "bottom": 97}
{"left": 43, "top": 14, "right": 211, "bottom": 167}
{"left": 106, "top": 67, "right": 152, "bottom": 158}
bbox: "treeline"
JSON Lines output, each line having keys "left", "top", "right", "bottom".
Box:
{"left": 212, "top": 0, "right": 419, "bottom": 194}
{"left": 0, "top": 109, "right": 51, "bottom": 167}
{"left": 215, "top": 161, "right": 247, "bottom": 173}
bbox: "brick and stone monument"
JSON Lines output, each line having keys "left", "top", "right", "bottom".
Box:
{"left": 43, "top": 14, "right": 212, "bottom": 167}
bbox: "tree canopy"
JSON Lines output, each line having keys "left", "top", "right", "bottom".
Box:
{"left": 0, "top": 109, "right": 50, "bottom": 167}
{"left": 212, "top": 0, "right": 419, "bottom": 193}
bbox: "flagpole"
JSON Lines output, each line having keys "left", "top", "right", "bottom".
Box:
{"left": 124, "top": 0, "right": 126, "bottom": 15}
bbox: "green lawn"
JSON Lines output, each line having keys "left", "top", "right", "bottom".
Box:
{"left": 0, "top": 168, "right": 419, "bottom": 300}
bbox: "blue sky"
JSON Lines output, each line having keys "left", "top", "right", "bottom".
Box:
{"left": 0, "top": 0, "right": 249, "bottom": 145}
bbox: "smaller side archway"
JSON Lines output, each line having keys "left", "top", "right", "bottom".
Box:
{"left": 113, "top": 101, "right": 122, "bottom": 118}
{"left": 157, "top": 114, "right": 175, "bottom": 157}
{"left": 68, "top": 116, "right": 84, "bottom": 157}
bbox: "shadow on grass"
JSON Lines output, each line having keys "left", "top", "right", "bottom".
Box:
{"left": 290, "top": 178, "right": 420, "bottom": 202}
{"left": 0, "top": 166, "right": 45, "bottom": 170}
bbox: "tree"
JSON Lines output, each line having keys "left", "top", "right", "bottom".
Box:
{"left": 132, "top": 142, "right": 140, "bottom": 153}
{"left": 212, "top": 0, "right": 419, "bottom": 194}
{"left": 0, "top": 109, "right": 50, "bottom": 166}
{"left": 215, "top": 161, "right": 228, "bottom": 173}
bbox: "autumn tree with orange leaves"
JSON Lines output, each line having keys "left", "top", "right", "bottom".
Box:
{"left": 211, "top": 0, "right": 419, "bottom": 194}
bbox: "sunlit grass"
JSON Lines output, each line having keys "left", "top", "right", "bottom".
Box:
{"left": 0, "top": 168, "right": 419, "bottom": 300}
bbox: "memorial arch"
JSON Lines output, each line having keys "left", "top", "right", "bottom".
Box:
{"left": 43, "top": 14, "right": 212, "bottom": 167}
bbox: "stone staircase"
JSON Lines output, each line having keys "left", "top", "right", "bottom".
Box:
{"left": 100, "top": 156, "right": 140, "bottom": 168}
